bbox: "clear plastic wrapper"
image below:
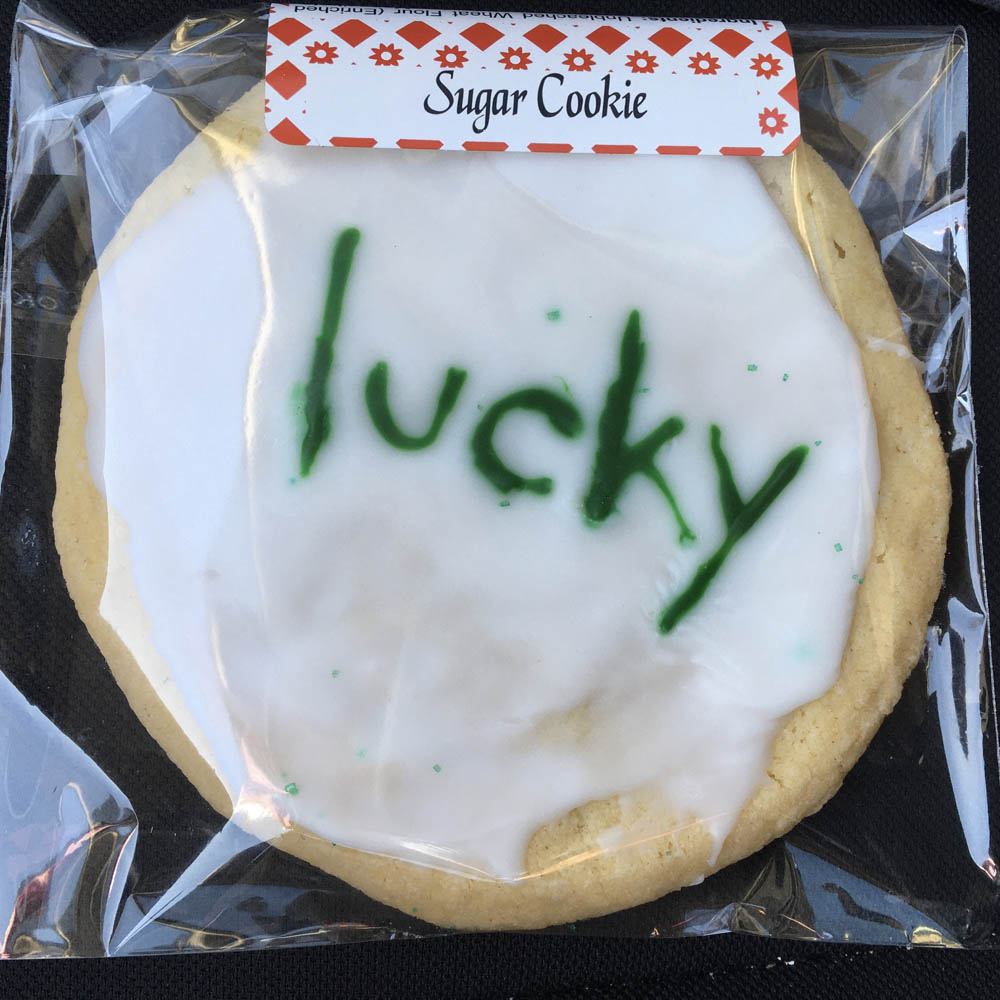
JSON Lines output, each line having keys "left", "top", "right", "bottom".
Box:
{"left": 1, "top": 3, "right": 996, "bottom": 956}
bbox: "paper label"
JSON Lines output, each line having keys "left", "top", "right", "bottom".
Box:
{"left": 264, "top": 7, "right": 800, "bottom": 155}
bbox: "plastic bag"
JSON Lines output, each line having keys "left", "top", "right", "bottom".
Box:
{"left": 1, "top": 3, "right": 995, "bottom": 955}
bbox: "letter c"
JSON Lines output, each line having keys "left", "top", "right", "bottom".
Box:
{"left": 471, "top": 387, "right": 583, "bottom": 495}
{"left": 537, "top": 73, "right": 564, "bottom": 118}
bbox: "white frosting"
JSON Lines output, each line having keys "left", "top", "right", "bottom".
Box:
{"left": 79, "top": 142, "right": 879, "bottom": 881}
{"left": 866, "top": 335, "right": 927, "bottom": 374}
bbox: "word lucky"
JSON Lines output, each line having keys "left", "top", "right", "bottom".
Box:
{"left": 423, "top": 70, "right": 647, "bottom": 135}
{"left": 298, "top": 228, "right": 809, "bottom": 633}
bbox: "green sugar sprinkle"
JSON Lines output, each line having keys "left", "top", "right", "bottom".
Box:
{"left": 814, "top": 440, "right": 822, "bottom": 447}
{"left": 432, "top": 763, "right": 442, "bottom": 773}
{"left": 852, "top": 574, "right": 866, "bottom": 584}
{"left": 746, "top": 363, "right": 758, "bottom": 372}
{"left": 834, "top": 542, "right": 843, "bottom": 552}
{"left": 412, "top": 907, "right": 419, "bottom": 914}
{"left": 288, "top": 477, "right": 297, "bottom": 486}
{"left": 499, "top": 499, "right": 511, "bottom": 508}
{"left": 781, "top": 373, "right": 790, "bottom": 382}
{"left": 284, "top": 782, "right": 299, "bottom": 796}
{"left": 355, "top": 748, "right": 367, "bottom": 759}
{"left": 331, "top": 669, "right": 340, "bottom": 678}
{"left": 546, "top": 308, "right": 562, "bottom": 321}
{"left": 568, "top": 923, "right": 577, "bottom": 931}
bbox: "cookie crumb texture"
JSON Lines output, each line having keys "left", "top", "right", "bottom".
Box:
{"left": 53, "top": 87, "right": 948, "bottom": 930}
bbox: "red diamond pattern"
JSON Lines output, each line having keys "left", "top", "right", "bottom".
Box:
{"left": 268, "top": 17, "right": 311, "bottom": 46}
{"left": 710, "top": 28, "right": 752, "bottom": 58}
{"left": 270, "top": 117, "right": 311, "bottom": 145}
{"left": 586, "top": 26, "right": 629, "bottom": 54}
{"left": 265, "top": 60, "right": 307, "bottom": 100}
{"left": 460, "top": 22, "right": 504, "bottom": 51}
{"left": 772, "top": 31, "right": 794, "bottom": 56}
{"left": 396, "top": 20, "right": 440, "bottom": 49}
{"left": 778, "top": 78, "right": 800, "bottom": 110}
{"left": 265, "top": 13, "right": 797, "bottom": 153}
{"left": 648, "top": 27, "right": 691, "bottom": 56}
{"left": 332, "top": 19, "right": 377, "bottom": 47}
{"left": 523, "top": 24, "right": 567, "bottom": 53}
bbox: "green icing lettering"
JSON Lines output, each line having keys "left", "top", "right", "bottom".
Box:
{"left": 365, "top": 361, "right": 468, "bottom": 450}
{"left": 583, "top": 310, "right": 694, "bottom": 544}
{"left": 299, "top": 227, "right": 361, "bottom": 477}
{"left": 658, "top": 426, "right": 808, "bottom": 633}
{"left": 471, "top": 388, "right": 583, "bottom": 495}
{"left": 293, "top": 239, "right": 814, "bottom": 639}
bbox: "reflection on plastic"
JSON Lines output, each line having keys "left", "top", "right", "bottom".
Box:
{"left": 0, "top": 3, "right": 996, "bottom": 955}
{"left": 110, "top": 817, "right": 264, "bottom": 955}
{"left": 0, "top": 671, "right": 136, "bottom": 957}
{"left": 664, "top": 844, "right": 962, "bottom": 945}
{"left": 930, "top": 603, "right": 994, "bottom": 880}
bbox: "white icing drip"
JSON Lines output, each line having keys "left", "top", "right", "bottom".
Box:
{"left": 866, "top": 335, "right": 927, "bottom": 374}
{"left": 79, "top": 145, "right": 879, "bottom": 881}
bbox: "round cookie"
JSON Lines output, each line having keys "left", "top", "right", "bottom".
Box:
{"left": 53, "top": 85, "right": 949, "bottom": 929}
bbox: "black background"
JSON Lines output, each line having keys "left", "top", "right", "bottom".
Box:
{"left": 2, "top": 0, "right": 999, "bottom": 996}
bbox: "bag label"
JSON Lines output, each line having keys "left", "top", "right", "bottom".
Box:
{"left": 265, "top": 7, "right": 800, "bottom": 155}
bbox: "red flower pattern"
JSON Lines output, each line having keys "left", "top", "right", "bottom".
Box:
{"left": 688, "top": 51, "right": 720, "bottom": 75}
{"left": 304, "top": 41, "right": 338, "bottom": 64}
{"left": 749, "top": 52, "right": 782, "bottom": 79}
{"left": 264, "top": 25, "right": 792, "bottom": 150}
{"left": 498, "top": 46, "right": 532, "bottom": 70}
{"left": 624, "top": 49, "right": 658, "bottom": 74}
{"left": 370, "top": 43, "right": 403, "bottom": 67}
{"left": 562, "top": 48, "right": 595, "bottom": 72}
{"left": 434, "top": 44, "right": 468, "bottom": 69}
{"left": 758, "top": 107, "right": 788, "bottom": 137}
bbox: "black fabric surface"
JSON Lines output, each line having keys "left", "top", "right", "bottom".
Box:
{"left": 1, "top": 928, "right": 1000, "bottom": 997}
{"left": 1, "top": 0, "right": 999, "bottom": 995}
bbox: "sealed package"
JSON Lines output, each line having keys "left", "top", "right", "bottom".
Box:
{"left": 1, "top": 3, "right": 996, "bottom": 956}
